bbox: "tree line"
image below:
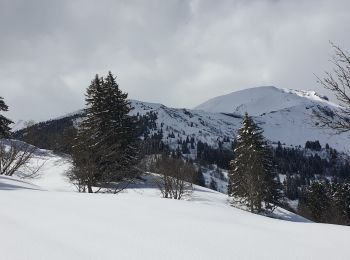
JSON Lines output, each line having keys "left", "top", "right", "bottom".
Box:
{"left": 298, "top": 181, "right": 350, "bottom": 225}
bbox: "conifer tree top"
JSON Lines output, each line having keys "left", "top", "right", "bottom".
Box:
{"left": 0, "top": 97, "right": 9, "bottom": 111}
{"left": 0, "top": 96, "right": 13, "bottom": 138}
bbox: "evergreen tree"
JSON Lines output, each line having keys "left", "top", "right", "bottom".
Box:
{"left": 275, "top": 141, "right": 283, "bottom": 158}
{"left": 70, "top": 72, "right": 139, "bottom": 193}
{"left": 333, "top": 183, "right": 350, "bottom": 225}
{"left": 263, "top": 146, "right": 284, "bottom": 211}
{"left": 99, "top": 71, "right": 139, "bottom": 179}
{"left": 181, "top": 140, "right": 190, "bottom": 154}
{"left": 0, "top": 97, "right": 13, "bottom": 138}
{"left": 228, "top": 113, "right": 283, "bottom": 213}
{"left": 70, "top": 75, "right": 106, "bottom": 192}
{"left": 70, "top": 128, "right": 99, "bottom": 193}
{"left": 193, "top": 168, "right": 206, "bottom": 187}
{"left": 299, "top": 181, "right": 350, "bottom": 225}
{"left": 284, "top": 175, "right": 299, "bottom": 200}
{"left": 209, "top": 177, "right": 218, "bottom": 191}
{"left": 299, "top": 181, "right": 331, "bottom": 222}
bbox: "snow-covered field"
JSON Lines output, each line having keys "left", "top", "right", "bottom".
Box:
{"left": 1, "top": 153, "right": 350, "bottom": 260}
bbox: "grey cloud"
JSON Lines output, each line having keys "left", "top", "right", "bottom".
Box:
{"left": 0, "top": 0, "right": 349, "bottom": 122}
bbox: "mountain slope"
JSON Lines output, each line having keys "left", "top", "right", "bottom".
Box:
{"left": 14, "top": 86, "right": 350, "bottom": 154}
{"left": 195, "top": 86, "right": 350, "bottom": 152}
{"left": 194, "top": 86, "right": 333, "bottom": 116}
{"left": 132, "top": 100, "right": 240, "bottom": 149}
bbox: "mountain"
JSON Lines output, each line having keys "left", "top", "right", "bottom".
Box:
{"left": 195, "top": 86, "right": 350, "bottom": 152}
{"left": 132, "top": 100, "right": 239, "bottom": 149}
{"left": 13, "top": 86, "right": 350, "bottom": 154}
{"left": 13, "top": 100, "right": 240, "bottom": 155}
{"left": 195, "top": 86, "right": 332, "bottom": 116}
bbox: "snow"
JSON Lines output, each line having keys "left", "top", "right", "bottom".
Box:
{"left": 194, "top": 86, "right": 334, "bottom": 116}
{"left": 194, "top": 86, "right": 350, "bottom": 153}
{"left": 27, "top": 153, "right": 74, "bottom": 192}
{"left": 11, "top": 120, "right": 27, "bottom": 132}
{"left": 1, "top": 153, "right": 350, "bottom": 260}
{"left": 130, "top": 100, "right": 241, "bottom": 149}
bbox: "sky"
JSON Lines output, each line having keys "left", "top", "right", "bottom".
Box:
{"left": 1, "top": 0, "right": 350, "bottom": 122}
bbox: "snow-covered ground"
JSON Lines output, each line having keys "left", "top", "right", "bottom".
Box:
{"left": 1, "top": 152, "right": 350, "bottom": 260}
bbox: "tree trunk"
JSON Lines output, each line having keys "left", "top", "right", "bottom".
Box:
{"left": 88, "top": 184, "right": 93, "bottom": 193}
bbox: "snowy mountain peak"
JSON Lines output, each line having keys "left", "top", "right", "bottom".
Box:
{"left": 283, "top": 88, "right": 330, "bottom": 103}
{"left": 194, "top": 86, "right": 332, "bottom": 116}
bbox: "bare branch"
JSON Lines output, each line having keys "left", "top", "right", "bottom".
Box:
{"left": 314, "top": 43, "right": 350, "bottom": 133}
{"left": 150, "top": 155, "right": 194, "bottom": 200}
{"left": 0, "top": 139, "right": 40, "bottom": 177}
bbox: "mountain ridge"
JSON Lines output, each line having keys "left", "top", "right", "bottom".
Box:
{"left": 13, "top": 86, "right": 350, "bottom": 153}
{"left": 194, "top": 85, "right": 335, "bottom": 116}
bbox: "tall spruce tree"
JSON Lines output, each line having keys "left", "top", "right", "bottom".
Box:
{"left": 0, "top": 97, "right": 13, "bottom": 138}
{"left": 101, "top": 72, "right": 140, "bottom": 183}
{"left": 70, "top": 72, "right": 139, "bottom": 193}
{"left": 70, "top": 75, "right": 104, "bottom": 192}
{"left": 228, "top": 113, "right": 283, "bottom": 213}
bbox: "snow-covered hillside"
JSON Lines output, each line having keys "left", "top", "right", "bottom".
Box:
{"left": 14, "top": 86, "right": 350, "bottom": 153}
{"left": 2, "top": 152, "right": 350, "bottom": 260}
{"left": 132, "top": 89, "right": 350, "bottom": 153}
{"left": 195, "top": 86, "right": 332, "bottom": 116}
{"left": 131, "top": 100, "right": 240, "bottom": 149}
{"left": 194, "top": 86, "right": 350, "bottom": 152}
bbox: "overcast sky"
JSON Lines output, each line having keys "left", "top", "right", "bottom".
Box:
{"left": 1, "top": 0, "right": 350, "bottom": 122}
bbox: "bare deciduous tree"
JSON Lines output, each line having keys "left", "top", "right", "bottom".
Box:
{"left": 150, "top": 155, "right": 195, "bottom": 200}
{"left": 0, "top": 139, "right": 43, "bottom": 178}
{"left": 313, "top": 43, "right": 350, "bottom": 133}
